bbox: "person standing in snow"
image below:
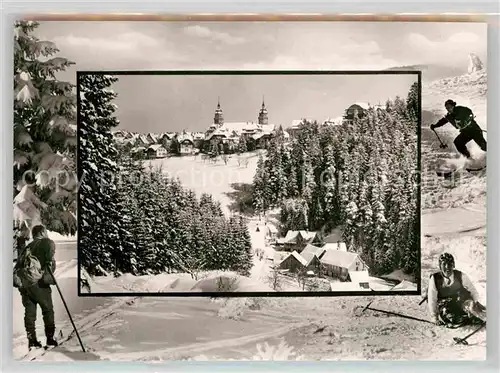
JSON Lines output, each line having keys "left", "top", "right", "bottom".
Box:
{"left": 427, "top": 252, "right": 486, "bottom": 327}
{"left": 430, "top": 99, "right": 487, "bottom": 159}
{"left": 18, "top": 225, "right": 59, "bottom": 349}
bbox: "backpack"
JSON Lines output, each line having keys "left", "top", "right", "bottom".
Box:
{"left": 13, "top": 245, "right": 43, "bottom": 288}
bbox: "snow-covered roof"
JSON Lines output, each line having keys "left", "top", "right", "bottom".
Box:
{"left": 148, "top": 144, "right": 165, "bottom": 151}
{"left": 320, "top": 249, "right": 361, "bottom": 269}
{"left": 300, "top": 244, "right": 327, "bottom": 265}
{"left": 283, "top": 251, "right": 308, "bottom": 267}
{"left": 281, "top": 230, "right": 317, "bottom": 244}
{"left": 177, "top": 133, "right": 194, "bottom": 143}
{"left": 147, "top": 133, "right": 159, "bottom": 142}
{"left": 348, "top": 270, "right": 370, "bottom": 284}
{"left": 291, "top": 119, "right": 314, "bottom": 129}
{"left": 138, "top": 135, "right": 150, "bottom": 144}
{"left": 192, "top": 132, "right": 205, "bottom": 140}
{"left": 349, "top": 102, "right": 371, "bottom": 110}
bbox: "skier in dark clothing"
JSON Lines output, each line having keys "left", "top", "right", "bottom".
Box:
{"left": 427, "top": 252, "right": 486, "bottom": 327}
{"left": 18, "top": 225, "right": 59, "bottom": 349}
{"left": 430, "top": 99, "right": 487, "bottom": 159}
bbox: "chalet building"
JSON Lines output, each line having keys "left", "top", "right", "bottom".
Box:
{"left": 342, "top": 102, "right": 370, "bottom": 125}
{"left": 342, "top": 102, "right": 386, "bottom": 125}
{"left": 112, "top": 130, "right": 127, "bottom": 141}
{"left": 146, "top": 144, "right": 168, "bottom": 159}
{"left": 131, "top": 146, "right": 146, "bottom": 159}
{"left": 287, "top": 118, "right": 314, "bottom": 138}
{"left": 158, "top": 133, "right": 173, "bottom": 150}
{"left": 299, "top": 244, "right": 326, "bottom": 275}
{"left": 192, "top": 132, "right": 205, "bottom": 149}
{"left": 264, "top": 224, "right": 278, "bottom": 242}
{"left": 278, "top": 251, "right": 308, "bottom": 273}
{"left": 177, "top": 132, "right": 195, "bottom": 155}
{"left": 319, "top": 250, "right": 369, "bottom": 281}
{"left": 252, "top": 132, "right": 274, "bottom": 149}
{"left": 275, "top": 230, "right": 321, "bottom": 253}
{"left": 146, "top": 133, "right": 159, "bottom": 144}
{"left": 134, "top": 134, "right": 150, "bottom": 147}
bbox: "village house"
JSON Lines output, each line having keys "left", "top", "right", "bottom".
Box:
{"left": 278, "top": 251, "right": 308, "bottom": 273}
{"left": 135, "top": 134, "right": 150, "bottom": 147}
{"left": 252, "top": 131, "right": 274, "bottom": 149}
{"left": 275, "top": 230, "right": 321, "bottom": 253}
{"left": 158, "top": 133, "right": 174, "bottom": 150}
{"left": 287, "top": 118, "right": 315, "bottom": 138}
{"left": 131, "top": 146, "right": 146, "bottom": 159}
{"left": 264, "top": 223, "right": 278, "bottom": 243}
{"left": 342, "top": 102, "right": 369, "bottom": 125}
{"left": 322, "top": 116, "right": 343, "bottom": 127}
{"left": 177, "top": 132, "right": 195, "bottom": 155}
{"left": 192, "top": 132, "right": 205, "bottom": 149}
{"left": 112, "top": 129, "right": 127, "bottom": 142}
{"left": 298, "top": 244, "right": 326, "bottom": 275}
{"left": 146, "top": 144, "right": 168, "bottom": 159}
{"left": 342, "top": 102, "right": 385, "bottom": 125}
{"left": 146, "top": 133, "right": 159, "bottom": 144}
{"left": 319, "top": 249, "right": 369, "bottom": 281}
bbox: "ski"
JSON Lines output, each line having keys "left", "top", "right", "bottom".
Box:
{"left": 20, "top": 329, "right": 63, "bottom": 361}
{"left": 465, "top": 166, "right": 486, "bottom": 173}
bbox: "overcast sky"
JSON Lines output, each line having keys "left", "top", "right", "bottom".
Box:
{"left": 98, "top": 73, "right": 417, "bottom": 132}
{"left": 33, "top": 21, "right": 486, "bottom": 132}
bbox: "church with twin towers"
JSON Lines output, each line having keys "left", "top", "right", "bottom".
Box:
{"left": 212, "top": 96, "right": 269, "bottom": 127}
{"left": 206, "top": 96, "right": 277, "bottom": 149}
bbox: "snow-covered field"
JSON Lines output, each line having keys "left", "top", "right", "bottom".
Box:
{"left": 146, "top": 151, "right": 263, "bottom": 217}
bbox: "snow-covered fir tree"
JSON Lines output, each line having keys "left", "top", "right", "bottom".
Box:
{"left": 13, "top": 21, "right": 77, "bottom": 235}
{"left": 78, "top": 74, "right": 124, "bottom": 275}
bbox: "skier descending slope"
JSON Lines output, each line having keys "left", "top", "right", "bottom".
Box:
{"left": 431, "top": 99, "right": 487, "bottom": 173}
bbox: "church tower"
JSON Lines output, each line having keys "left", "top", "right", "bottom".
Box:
{"left": 258, "top": 96, "right": 268, "bottom": 125}
{"left": 214, "top": 97, "right": 224, "bottom": 127}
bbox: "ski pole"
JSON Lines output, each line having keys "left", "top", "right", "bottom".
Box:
{"left": 453, "top": 322, "right": 486, "bottom": 345}
{"left": 362, "top": 305, "right": 434, "bottom": 324}
{"left": 48, "top": 267, "right": 86, "bottom": 352}
{"left": 432, "top": 128, "right": 448, "bottom": 149}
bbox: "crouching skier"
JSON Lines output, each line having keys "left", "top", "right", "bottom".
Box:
{"left": 427, "top": 252, "right": 486, "bottom": 327}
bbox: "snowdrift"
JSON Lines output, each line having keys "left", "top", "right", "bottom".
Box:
{"left": 190, "top": 273, "right": 274, "bottom": 293}
{"left": 89, "top": 271, "right": 274, "bottom": 294}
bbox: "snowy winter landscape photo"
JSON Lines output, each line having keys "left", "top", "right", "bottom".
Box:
{"left": 12, "top": 19, "right": 487, "bottom": 362}
{"left": 76, "top": 71, "right": 420, "bottom": 295}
